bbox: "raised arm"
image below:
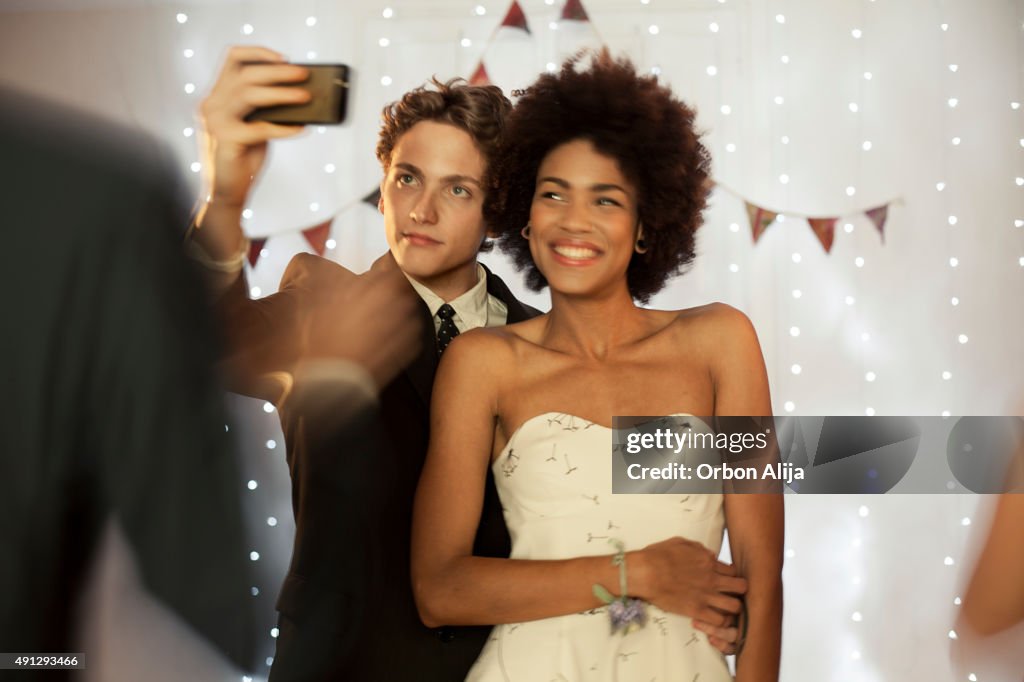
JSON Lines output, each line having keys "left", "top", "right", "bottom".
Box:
{"left": 411, "top": 330, "right": 748, "bottom": 630}
{"left": 707, "top": 304, "right": 783, "bottom": 682}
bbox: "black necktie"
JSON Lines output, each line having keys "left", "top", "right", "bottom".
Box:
{"left": 436, "top": 303, "right": 460, "bottom": 355}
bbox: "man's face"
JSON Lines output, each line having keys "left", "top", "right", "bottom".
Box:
{"left": 379, "top": 120, "right": 488, "bottom": 289}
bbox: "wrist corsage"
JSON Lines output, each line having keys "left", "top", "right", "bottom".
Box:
{"left": 592, "top": 538, "right": 648, "bottom": 635}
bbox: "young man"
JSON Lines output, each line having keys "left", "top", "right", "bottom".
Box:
{"left": 189, "top": 46, "right": 540, "bottom": 680}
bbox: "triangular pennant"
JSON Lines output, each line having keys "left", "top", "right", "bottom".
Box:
{"left": 247, "top": 237, "right": 267, "bottom": 268}
{"left": 560, "top": 0, "right": 590, "bottom": 21}
{"left": 362, "top": 187, "right": 381, "bottom": 208}
{"left": 865, "top": 204, "right": 889, "bottom": 242}
{"left": 807, "top": 217, "right": 838, "bottom": 253}
{"left": 301, "top": 220, "right": 333, "bottom": 256}
{"left": 500, "top": 0, "right": 530, "bottom": 33}
{"left": 745, "top": 202, "right": 778, "bottom": 243}
{"left": 469, "top": 62, "right": 491, "bottom": 86}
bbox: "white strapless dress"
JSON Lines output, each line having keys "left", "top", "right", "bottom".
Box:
{"left": 466, "top": 413, "right": 732, "bottom": 682}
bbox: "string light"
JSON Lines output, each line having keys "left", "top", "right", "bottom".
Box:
{"left": 184, "top": 83, "right": 195, "bottom": 94}
{"left": 242, "top": 209, "right": 253, "bottom": 219}
{"left": 241, "top": 23, "right": 254, "bottom": 35}
{"left": 189, "top": 161, "right": 201, "bottom": 173}
{"left": 474, "top": 4, "right": 486, "bottom": 16}
{"left": 382, "top": 7, "right": 393, "bottom": 18}
{"left": 305, "top": 16, "right": 317, "bottom": 27}
{"left": 309, "top": 202, "right": 320, "bottom": 212}
{"left": 247, "top": 480, "right": 258, "bottom": 490}
{"left": 648, "top": 25, "right": 660, "bottom": 35}
{"left": 461, "top": 38, "right": 472, "bottom": 47}
{"left": 379, "top": 37, "right": 390, "bottom": 47}
{"left": 183, "top": 48, "right": 194, "bottom": 58}
{"left": 176, "top": 12, "right": 188, "bottom": 24}
{"left": 709, "top": 22, "right": 719, "bottom": 33}
{"left": 267, "top": 517, "right": 278, "bottom": 526}
{"left": 720, "top": 104, "right": 731, "bottom": 115}
{"left": 706, "top": 65, "right": 718, "bottom": 76}
{"left": 381, "top": 76, "right": 393, "bottom": 86}
{"left": 326, "top": 239, "right": 337, "bottom": 250}
{"left": 262, "top": 402, "right": 274, "bottom": 413}
{"left": 324, "top": 163, "right": 335, "bottom": 173}
{"left": 266, "top": 440, "right": 277, "bottom": 449}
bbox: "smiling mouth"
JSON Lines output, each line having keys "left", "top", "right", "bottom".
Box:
{"left": 552, "top": 244, "right": 601, "bottom": 261}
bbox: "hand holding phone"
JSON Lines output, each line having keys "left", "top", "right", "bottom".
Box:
{"left": 245, "top": 64, "right": 350, "bottom": 125}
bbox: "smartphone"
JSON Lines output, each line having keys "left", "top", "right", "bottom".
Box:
{"left": 246, "top": 63, "right": 350, "bottom": 125}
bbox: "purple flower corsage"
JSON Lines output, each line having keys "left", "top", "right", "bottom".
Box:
{"left": 592, "top": 539, "right": 648, "bottom": 635}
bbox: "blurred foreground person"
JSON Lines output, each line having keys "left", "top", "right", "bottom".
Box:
{"left": 952, "top": 422, "right": 1024, "bottom": 680}
{"left": 0, "top": 89, "right": 255, "bottom": 680}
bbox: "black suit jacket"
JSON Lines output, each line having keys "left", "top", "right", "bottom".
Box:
{"left": 214, "top": 254, "right": 540, "bottom": 680}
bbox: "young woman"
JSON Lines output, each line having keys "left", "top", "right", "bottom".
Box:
{"left": 412, "top": 52, "right": 783, "bottom": 681}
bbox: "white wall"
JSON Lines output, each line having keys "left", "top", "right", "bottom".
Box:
{"left": 3, "top": 1, "right": 1020, "bottom": 679}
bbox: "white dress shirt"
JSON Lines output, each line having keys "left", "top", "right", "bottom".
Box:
{"left": 405, "top": 263, "right": 508, "bottom": 333}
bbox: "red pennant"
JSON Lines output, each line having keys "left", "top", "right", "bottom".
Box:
{"left": 301, "top": 220, "right": 333, "bottom": 256}
{"left": 807, "top": 217, "right": 838, "bottom": 253}
{"left": 469, "top": 62, "right": 491, "bottom": 86}
{"left": 247, "top": 237, "right": 267, "bottom": 268}
{"left": 745, "top": 202, "right": 778, "bottom": 243}
{"left": 362, "top": 187, "right": 381, "bottom": 208}
{"left": 865, "top": 205, "right": 889, "bottom": 242}
{"left": 560, "top": 0, "right": 590, "bottom": 21}
{"left": 500, "top": 1, "right": 530, "bottom": 33}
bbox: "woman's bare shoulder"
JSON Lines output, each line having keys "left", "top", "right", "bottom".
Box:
{"left": 441, "top": 316, "right": 549, "bottom": 375}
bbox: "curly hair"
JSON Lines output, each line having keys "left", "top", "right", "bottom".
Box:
{"left": 484, "top": 51, "right": 711, "bottom": 303}
{"left": 377, "top": 78, "right": 511, "bottom": 253}
{"left": 376, "top": 77, "right": 512, "bottom": 172}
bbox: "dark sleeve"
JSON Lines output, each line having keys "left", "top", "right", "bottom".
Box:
{"left": 88, "top": 151, "right": 257, "bottom": 670}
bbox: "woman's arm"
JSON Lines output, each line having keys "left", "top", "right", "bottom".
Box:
{"left": 411, "top": 330, "right": 747, "bottom": 628}
{"left": 708, "top": 304, "right": 784, "bottom": 682}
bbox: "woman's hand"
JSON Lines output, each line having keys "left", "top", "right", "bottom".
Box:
{"left": 631, "top": 537, "right": 747, "bottom": 629}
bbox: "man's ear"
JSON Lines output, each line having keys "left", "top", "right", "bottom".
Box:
{"left": 378, "top": 183, "right": 385, "bottom": 214}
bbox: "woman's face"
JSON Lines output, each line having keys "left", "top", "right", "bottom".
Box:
{"left": 529, "top": 138, "right": 640, "bottom": 299}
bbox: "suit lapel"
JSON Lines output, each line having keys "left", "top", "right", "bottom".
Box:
{"left": 482, "top": 263, "right": 538, "bottom": 323}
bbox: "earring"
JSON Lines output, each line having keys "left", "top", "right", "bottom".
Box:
{"left": 630, "top": 224, "right": 647, "bottom": 253}
{"left": 521, "top": 224, "right": 531, "bottom": 239}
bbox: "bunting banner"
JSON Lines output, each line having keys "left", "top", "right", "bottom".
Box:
{"left": 561, "top": 0, "right": 590, "bottom": 21}
{"left": 247, "top": 238, "right": 267, "bottom": 268}
{"left": 746, "top": 202, "right": 779, "bottom": 243}
{"left": 807, "top": 218, "right": 838, "bottom": 253}
{"left": 502, "top": 0, "right": 530, "bottom": 33}
{"left": 301, "top": 220, "right": 333, "bottom": 257}
{"left": 721, "top": 179, "right": 898, "bottom": 253}
{"left": 361, "top": 187, "right": 381, "bottom": 208}
{"left": 554, "top": 0, "right": 604, "bottom": 62}
{"left": 469, "top": 62, "right": 491, "bottom": 86}
{"left": 240, "top": 2, "right": 897, "bottom": 270}
{"left": 865, "top": 205, "right": 889, "bottom": 242}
